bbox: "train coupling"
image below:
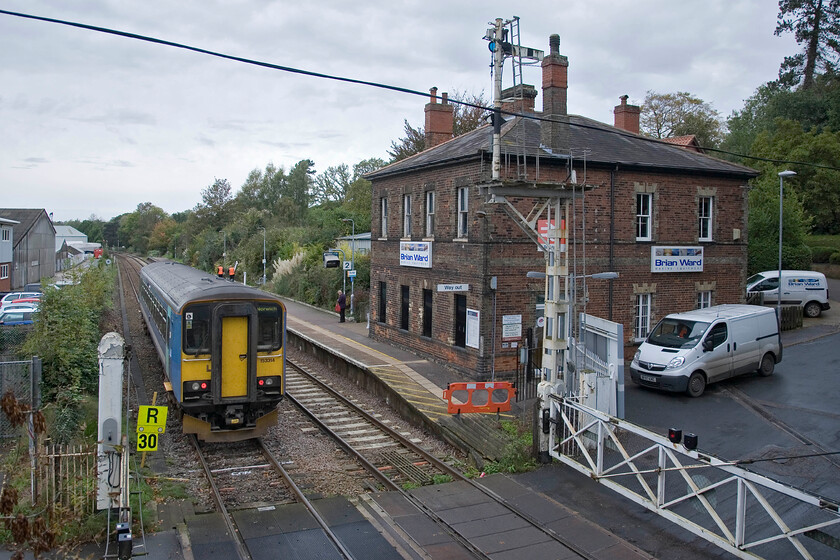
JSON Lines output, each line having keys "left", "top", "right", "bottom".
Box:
{"left": 223, "top": 406, "right": 246, "bottom": 427}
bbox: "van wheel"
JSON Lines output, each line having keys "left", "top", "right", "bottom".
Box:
{"left": 759, "top": 353, "right": 775, "bottom": 377}
{"left": 686, "top": 372, "right": 706, "bottom": 398}
{"left": 804, "top": 301, "right": 822, "bottom": 318}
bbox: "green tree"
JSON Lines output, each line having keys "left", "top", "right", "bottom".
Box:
{"left": 312, "top": 164, "right": 352, "bottom": 205}
{"left": 750, "top": 119, "right": 840, "bottom": 233}
{"left": 640, "top": 91, "right": 725, "bottom": 148}
{"left": 119, "top": 202, "right": 167, "bottom": 254}
{"left": 194, "top": 178, "right": 233, "bottom": 231}
{"left": 775, "top": 0, "right": 840, "bottom": 89}
{"left": 284, "top": 159, "right": 314, "bottom": 222}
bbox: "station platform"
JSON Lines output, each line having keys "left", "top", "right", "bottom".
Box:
{"left": 280, "top": 297, "right": 528, "bottom": 464}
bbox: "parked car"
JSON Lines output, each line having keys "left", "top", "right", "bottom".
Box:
{"left": 746, "top": 270, "right": 830, "bottom": 318}
{"left": 0, "top": 292, "right": 42, "bottom": 305}
{"left": 0, "top": 308, "right": 37, "bottom": 326}
{"left": 630, "top": 304, "right": 782, "bottom": 397}
{"left": 23, "top": 283, "right": 43, "bottom": 293}
{"left": 0, "top": 299, "right": 41, "bottom": 313}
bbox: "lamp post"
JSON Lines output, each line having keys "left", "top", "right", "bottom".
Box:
{"left": 777, "top": 170, "right": 796, "bottom": 324}
{"left": 340, "top": 218, "right": 355, "bottom": 316}
{"left": 259, "top": 227, "right": 266, "bottom": 286}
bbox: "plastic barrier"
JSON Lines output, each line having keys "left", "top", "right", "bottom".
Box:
{"left": 442, "top": 381, "right": 516, "bottom": 414}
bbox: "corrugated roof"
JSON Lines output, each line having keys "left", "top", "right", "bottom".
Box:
{"left": 367, "top": 115, "right": 757, "bottom": 180}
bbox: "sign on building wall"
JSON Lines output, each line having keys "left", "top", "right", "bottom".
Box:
{"left": 437, "top": 283, "right": 469, "bottom": 292}
{"left": 650, "top": 246, "right": 704, "bottom": 273}
{"left": 502, "top": 314, "right": 522, "bottom": 341}
{"left": 399, "top": 242, "right": 432, "bottom": 268}
{"left": 466, "top": 308, "right": 480, "bottom": 349}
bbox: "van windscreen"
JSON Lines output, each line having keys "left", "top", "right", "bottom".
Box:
{"left": 647, "top": 319, "right": 710, "bottom": 349}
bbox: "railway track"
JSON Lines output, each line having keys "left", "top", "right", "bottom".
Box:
{"left": 189, "top": 434, "right": 354, "bottom": 560}
{"left": 113, "top": 254, "right": 608, "bottom": 559}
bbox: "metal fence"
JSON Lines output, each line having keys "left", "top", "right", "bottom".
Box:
{"left": 548, "top": 396, "right": 840, "bottom": 559}
{"left": 0, "top": 326, "right": 31, "bottom": 362}
{"left": 0, "top": 358, "right": 39, "bottom": 439}
{"left": 37, "top": 443, "right": 98, "bottom": 515}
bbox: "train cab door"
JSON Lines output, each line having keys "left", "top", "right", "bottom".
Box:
{"left": 213, "top": 304, "right": 257, "bottom": 401}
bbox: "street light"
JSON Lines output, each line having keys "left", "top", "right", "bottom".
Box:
{"left": 778, "top": 170, "right": 796, "bottom": 324}
{"left": 340, "top": 218, "right": 355, "bottom": 316}
{"left": 259, "top": 227, "right": 266, "bottom": 286}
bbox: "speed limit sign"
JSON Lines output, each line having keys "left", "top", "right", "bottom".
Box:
{"left": 136, "top": 432, "right": 159, "bottom": 451}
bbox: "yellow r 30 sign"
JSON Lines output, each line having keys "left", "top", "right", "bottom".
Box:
{"left": 136, "top": 405, "right": 168, "bottom": 452}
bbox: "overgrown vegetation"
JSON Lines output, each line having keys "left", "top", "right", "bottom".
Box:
{"left": 461, "top": 419, "right": 537, "bottom": 477}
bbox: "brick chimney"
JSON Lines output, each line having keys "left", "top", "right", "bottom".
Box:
{"left": 540, "top": 34, "right": 569, "bottom": 149}
{"left": 501, "top": 84, "right": 538, "bottom": 114}
{"left": 424, "top": 87, "right": 454, "bottom": 149}
{"left": 614, "top": 95, "right": 641, "bottom": 134}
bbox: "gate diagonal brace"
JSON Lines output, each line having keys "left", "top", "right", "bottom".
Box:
{"left": 443, "top": 382, "right": 515, "bottom": 415}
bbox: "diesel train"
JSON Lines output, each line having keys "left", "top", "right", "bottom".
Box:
{"left": 138, "top": 261, "right": 286, "bottom": 441}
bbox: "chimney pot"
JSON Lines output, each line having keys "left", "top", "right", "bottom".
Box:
{"left": 442, "top": 92, "right": 448, "bottom": 104}
{"left": 425, "top": 88, "right": 453, "bottom": 149}
{"left": 429, "top": 87, "right": 438, "bottom": 104}
{"left": 614, "top": 95, "right": 641, "bottom": 134}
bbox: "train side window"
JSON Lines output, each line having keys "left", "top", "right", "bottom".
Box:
{"left": 183, "top": 304, "right": 211, "bottom": 355}
{"left": 257, "top": 304, "right": 283, "bottom": 352}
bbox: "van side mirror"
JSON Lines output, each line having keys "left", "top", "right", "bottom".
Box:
{"left": 702, "top": 338, "right": 713, "bottom": 352}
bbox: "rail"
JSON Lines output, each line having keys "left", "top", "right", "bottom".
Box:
{"left": 546, "top": 395, "right": 840, "bottom": 559}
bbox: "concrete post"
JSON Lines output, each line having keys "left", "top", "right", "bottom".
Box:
{"left": 97, "top": 332, "right": 125, "bottom": 511}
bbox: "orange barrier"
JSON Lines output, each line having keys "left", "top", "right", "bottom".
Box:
{"left": 443, "top": 382, "right": 516, "bottom": 414}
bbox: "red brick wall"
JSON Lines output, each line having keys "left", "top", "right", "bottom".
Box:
{"left": 370, "top": 157, "right": 749, "bottom": 380}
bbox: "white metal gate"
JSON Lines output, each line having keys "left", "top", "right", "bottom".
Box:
{"left": 547, "top": 395, "right": 840, "bottom": 559}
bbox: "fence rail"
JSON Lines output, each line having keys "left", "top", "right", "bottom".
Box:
{"left": 548, "top": 395, "right": 840, "bottom": 559}
{"left": 36, "top": 443, "right": 97, "bottom": 515}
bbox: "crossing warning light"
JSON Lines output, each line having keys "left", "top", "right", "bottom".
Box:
{"left": 323, "top": 252, "right": 340, "bottom": 268}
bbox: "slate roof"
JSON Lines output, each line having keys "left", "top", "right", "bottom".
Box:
{"left": 367, "top": 114, "right": 757, "bottom": 180}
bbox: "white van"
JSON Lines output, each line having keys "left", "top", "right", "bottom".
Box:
{"left": 746, "top": 270, "right": 830, "bottom": 317}
{"left": 630, "top": 304, "right": 781, "bottom": 397}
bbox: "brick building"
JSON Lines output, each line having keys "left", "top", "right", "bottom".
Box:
{"left": 367, "top": 35, "right": 757, "bottom": 381}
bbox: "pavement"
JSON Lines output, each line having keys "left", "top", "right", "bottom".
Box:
{"left": 4, "top": 294, "right": 838, "bottom": 559}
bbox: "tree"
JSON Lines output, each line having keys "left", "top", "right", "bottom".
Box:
{"left": 775, "top": 0, "right": 840, "bottom": 90}
{"left": 284, "top": 159, "right": 314, "bottom": 223}
{"left": 388, "top": 91, "right": 489, "bottom": 162}
{"left": 194, "top": 178, "right": 233, "bottom": 231}
{"left": 119, "top": 202, "right": 167, "bottom": 254}
{"left": 312, "top": 164, "right": 352, "bottom": 205}
{"left": 640, "top": 91, "right": 725, "bottom": 148}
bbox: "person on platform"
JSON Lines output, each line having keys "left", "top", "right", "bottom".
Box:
{"left": 337, "top": 290, "right": 346, "bottom": 323}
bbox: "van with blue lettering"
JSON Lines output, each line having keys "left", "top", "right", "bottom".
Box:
{"left": 746, "top": 270, "right": 830, "bottom": 318}
{"left": 630, "top": 305, "right": 781, "bottom": 397}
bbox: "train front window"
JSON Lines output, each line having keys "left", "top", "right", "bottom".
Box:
{"left": 183, "top": 304, "right": 211, "bottom": 355}
{"left": 257, "top": 303, "right": 283, "bottom": 352}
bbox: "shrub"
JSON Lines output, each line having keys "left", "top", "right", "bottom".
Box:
{"left": 830, "top": 252, "right": 840, "bottom": 265}
{"left": 811, "top": 246, "right": 836, "bottom": 263}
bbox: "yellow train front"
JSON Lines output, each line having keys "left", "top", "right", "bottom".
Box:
{"left": 139, "top": 261, "right": 285, "bottom": 442}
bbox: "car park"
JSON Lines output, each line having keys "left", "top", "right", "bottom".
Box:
{"left": 0, "top": 299, "right": 41, "bottom": 313}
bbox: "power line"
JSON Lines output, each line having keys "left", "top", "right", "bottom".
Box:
{"left": 3, "top": 8, "right": 840, "bottom": 173}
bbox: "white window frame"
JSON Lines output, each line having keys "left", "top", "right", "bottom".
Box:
{"left": 457, "top": 187, "right": 469, "bottom": 238}
{"left": 696, "top": 290, "right": 712, "bottom": 309}
{"left": 403, "top": 194, "right": 412, "bottom": 238}
{"left": 380, "top": 197, "right": 388, "bottom": 238}
{"left": 698, "top": 196, "right": 713, "bottom": 241}
{"left": 0, "top": 264, "right": 7, "bottom": 279}
{"left": 634, "top": 293, "right": 651, "bottom": 340}
{"left": 425, "top": 191, "right": 435, "bottom": 237}
{"left": 1, "top": 228, "right": 9, "bottom": 242}
{"left": 636, "top": 193, "right": 652, "bottom": 241}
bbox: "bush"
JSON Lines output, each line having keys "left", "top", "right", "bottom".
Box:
{"left": 22, "top": 263, "right": 115, "bottom": 398}
{"left": 830, "top": 252, "right": 840, "bottom": 265}
{"left": 748, "top": 242, "right": 812, "bottom": 275}
{"left": 812, "top": 246, "right": 836, "bottom": 263}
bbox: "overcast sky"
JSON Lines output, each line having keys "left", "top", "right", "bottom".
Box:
{"left": 1, "top": 1, "right": 798, "bottom": 222}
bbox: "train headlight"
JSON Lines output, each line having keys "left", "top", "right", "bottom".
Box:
{"left": 183, "top": 380, "right": 211, "bottom": 400}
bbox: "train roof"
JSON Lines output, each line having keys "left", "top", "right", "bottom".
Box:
{"left": 141, "top": 261, "right": 283, "bottom": 311}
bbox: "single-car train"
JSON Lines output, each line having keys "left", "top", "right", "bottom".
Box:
{"left": 138, "top": 261, "right": 286, "bottom": 441}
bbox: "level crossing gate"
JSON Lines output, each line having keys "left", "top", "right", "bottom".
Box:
{"left": 546, "top": 395, "right": 840, "bottom": 559}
